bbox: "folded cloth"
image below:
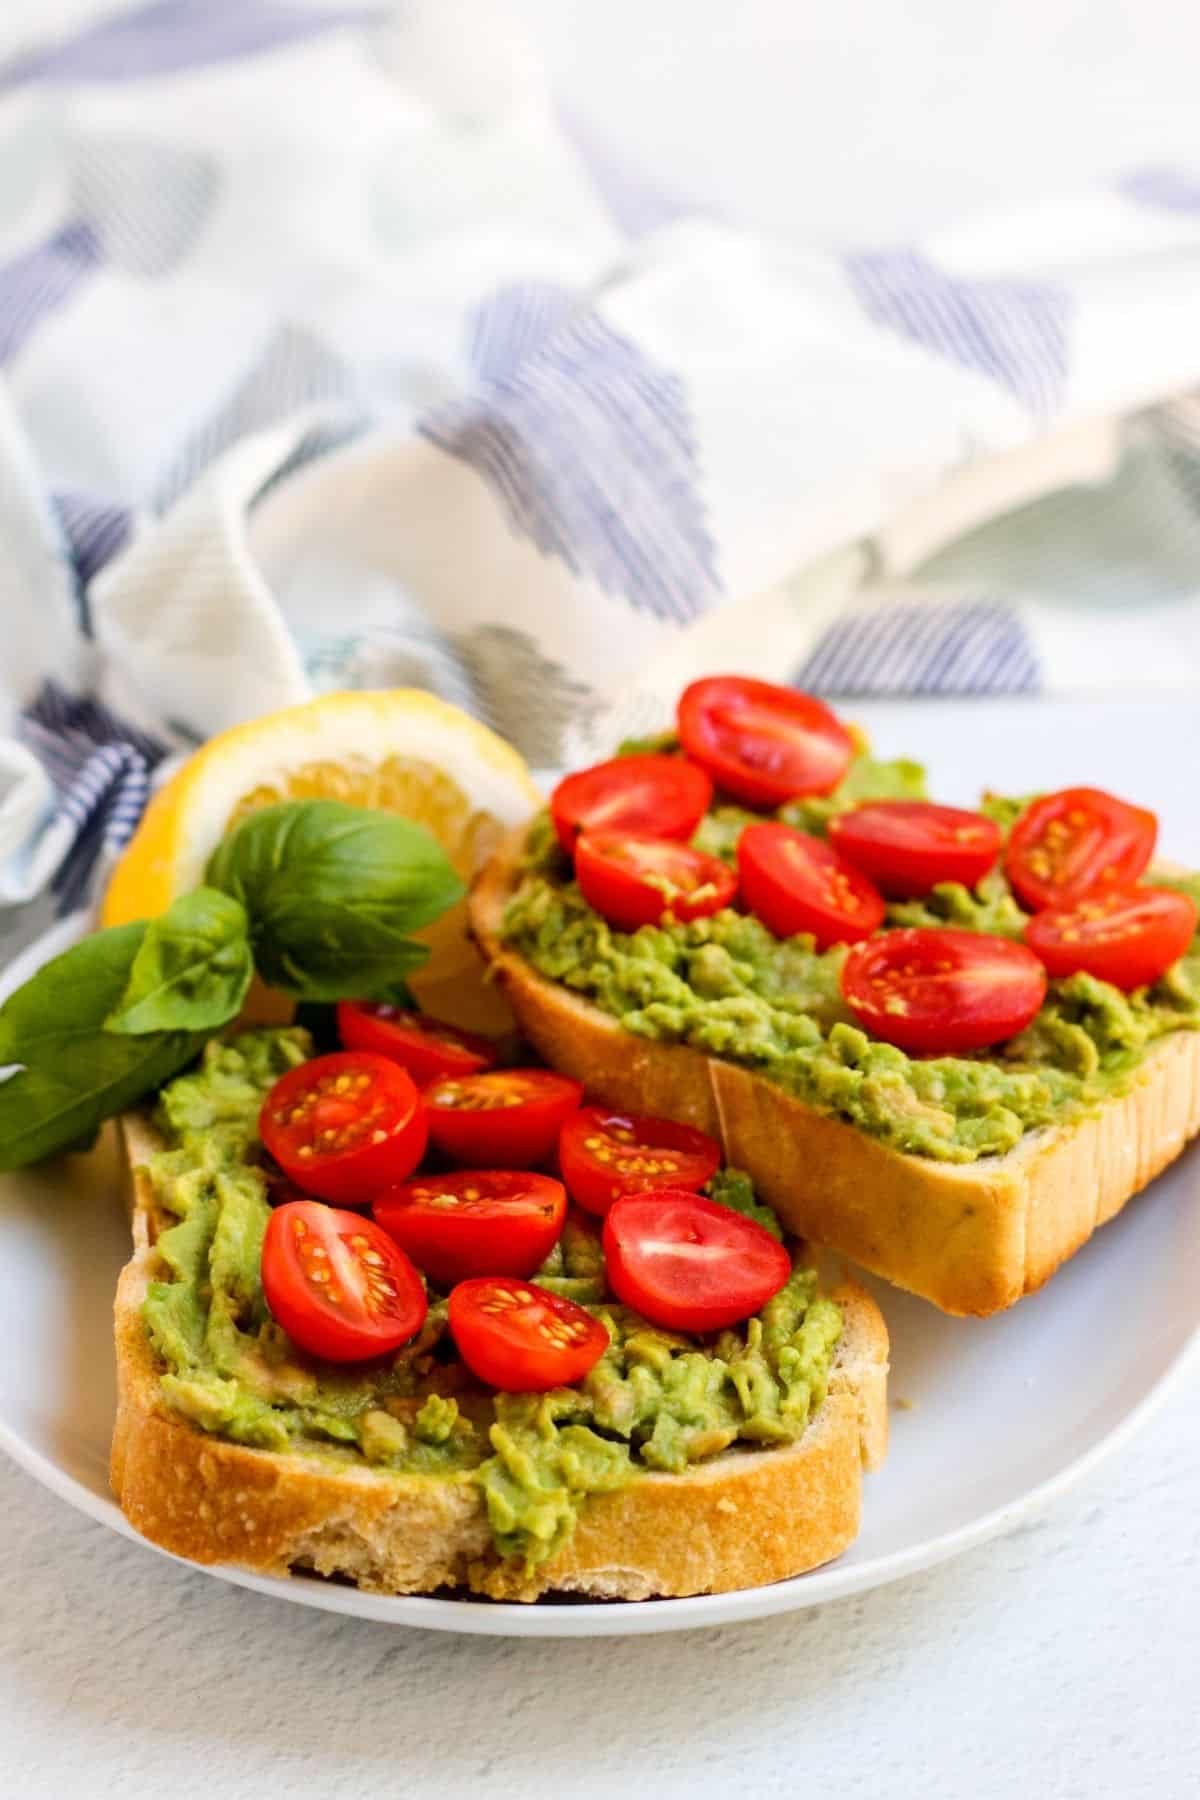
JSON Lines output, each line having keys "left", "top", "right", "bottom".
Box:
{"left": 4, "top": 0, "right": 1200, "bottom": 933}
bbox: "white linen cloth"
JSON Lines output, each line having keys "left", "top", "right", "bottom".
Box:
{"left": 3, "top": 0, "right": 1200, "bottom": 934}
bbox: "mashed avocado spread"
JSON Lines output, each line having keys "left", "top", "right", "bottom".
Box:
{"left": 500, "top": 760, "right": 1200, "bottom": 1164}
{"left": 140, "top": 1032, "right": 842, "bottom": 1569}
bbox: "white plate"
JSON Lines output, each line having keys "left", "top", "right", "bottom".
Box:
{"left": 2, "top": 697, "right": 1198, "bottom": 1637}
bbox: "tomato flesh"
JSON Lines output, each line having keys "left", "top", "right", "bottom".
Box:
{"left": 841, "top": 926, "right": 1047, "bottom": 1054}
{"left": 336, "top": 1001, "right": 497, "bottom": 1086}
{"left": 1005, "top": 786, "right": 1156, "bottom": 912}
{"left": 550, "top": 754, "right": 712, "bottom": 854}
{"left": 261, "top": 1200, "right": 427, "bottom": 1362}
{"left": 447, "top": 1278, "right": 608, "bottom": 1391}
{"left": 424, "top": 1068, "right": 583, "bottom": 1167}
{"left": 559, "top": 1105, "right": 721, "bottom": 1216}
{"left": 374, "top": 1170, "right": 566, "bottom": 1285}
{"left": 1025, "top": 886, "right": 1197, "bottom": 991}
{"left": 677, "top": 676, "right": 854, "bottom": 807}
{"left": 737, "top": 820, "right": 885, "bottom": 948}
{"left": 574, "top": 832, "right": 737, "bottom": 933}
{"left": 602, "top": 1190, "right": 791, "bottom": 1332}
{"left": 828, "top": 800, "right": 1001, "bottom": 897}
{"left": 259, "top": 1051, "right": 427, "bottom": 1204}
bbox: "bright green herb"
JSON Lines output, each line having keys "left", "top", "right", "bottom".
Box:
{"left": 104, "top": 888, "right": 254, "bottom": 1035}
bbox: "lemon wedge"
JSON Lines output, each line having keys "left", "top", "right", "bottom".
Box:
{"left": 100, "top": 690, "right": 540, "bottom": 1032}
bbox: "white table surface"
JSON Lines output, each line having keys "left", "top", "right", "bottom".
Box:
{"left": 3, "top": 3, "right": 1200, "bottom": 1795}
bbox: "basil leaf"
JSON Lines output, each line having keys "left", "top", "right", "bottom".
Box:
{"left": 206, "top": 800, "right": 464, "bottom": 1002}
{"left": 103, "top": 887, "right": 254, "bottom": 1035}
{"left": 0, "top": 926, "right": 206, "bottom": 1169}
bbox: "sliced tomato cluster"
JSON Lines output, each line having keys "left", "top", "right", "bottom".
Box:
{"left": 256, "top": 1025, "right": 785, "bottom": 1386}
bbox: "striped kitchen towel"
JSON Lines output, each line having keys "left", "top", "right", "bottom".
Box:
{"left": 5, "top": 0, "right": 1200, "bottom": 916}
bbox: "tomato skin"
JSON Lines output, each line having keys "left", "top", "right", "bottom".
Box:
{"left": 447, "top": 1278, "right": 608, "bottom": 1391}
{"left": 737, "top": 821, "right": 885, "bottom": 948}
{"left": 374, "top": 1171, "right": 566, "bottom": 1286}
{"left": 1006, "top": 786, "right": 1156, "bottom": 912}
{"left": 841, "top": 926, "right": 1047, "bottom": 1054}
{"left": 336, "top": 1001, "right": 497, "bottom": 1086}
{"left": 1025, "top": 887, "right": 1198, "bottom": 991}
{"left": 550, "top": 755, "right": 712, "bottom": 854}
{"left": 574, "top": 833, "right": 738, "bottom": 933}
{"left": 602, "top": 1190, "right": 791, "bottom": 1332}
{"left": 828, "top": 801, "right": 1001, "bottom": 898}
{"left": 676, "top": 676, "right": 854, "bottom": 807}
{"left": 261, "top": 1200, "right": 427, "bottom": 1363}
{"left": 424, "top": 1069, "right": 583, "bottom": 1167}
{"left": 259, "top": 1052, "right": 428, "bottom": 1204}
{"left": 559, "top": 1106, "right": 722, "bottom": 1216}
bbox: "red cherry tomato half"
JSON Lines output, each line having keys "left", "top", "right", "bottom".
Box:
{"left": 447, "top": 1278, "right": 609, "bottom": 1391}
{"left": 1025, "top": 886, "right": 1197, "bottom": 991}
{"left": 559, "top": 1105, "right": 722, "bottom": 1216}
{"left": 259, "top": 1052, "right": 427, "bottom": 1204}
{"left": 574, "top": 832, "right": 738, "bottom": 933}
{"left": 676, "top": 676, "right": 854, "bottom": 808}
{"left": 828, "top": 800, "right": 1002, "bottom": 898}
{"left": 737, "top": 821, "right": 885, "bottom": 948}
{"left": 550, "top": 754, "right": 712, "bottom": 855}
{"left": 261, "top": 1200, "right": 427, "bottom": 1363}
{"left": 841, "top": 926, "right": 1047, "bottom": 1054}
{"left": 1005, "top": 786, "right": 1156, "bottom": 913}
{"left": 374, "top": 1170, "right": 567, "bottom": 1286}
{"left": 423, "top": 1068, "right": 583, "bottom": 1167}
{"left": 336, "top": 1001, "right": 497, "bottom": 1086}
{"left": 602, "top": 1190, "right": 792, "bottom": 1333}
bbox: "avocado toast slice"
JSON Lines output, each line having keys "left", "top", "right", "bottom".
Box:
{"left": 110, "top": 1035, "right": 888, "bottom": 1602}
{"left": 470, "top": 830, "right": 1200, "bottom": 1317}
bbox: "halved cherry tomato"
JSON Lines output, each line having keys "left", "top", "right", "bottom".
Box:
{"left": 447, "top": 1277, "right": 608, "bottom": 1391}
{"left": 336, "top": 1001, "right": 497, "bottom": 1086}
{"left": 559, "top": 1105, "right": 721, "bottom": 1216}
{"left": 1005, "top": 786, "right": 1156, "bottom": 913}
{"left": 423, "top": 1068, "right": 583, "bottom": 1167}
{"left": 574, "top": 832, "right": 737, "bottom": 933}
{"left": 1025, "top": 886, "right": 1197, "bottom": 991}
{"left": 259, "top": 1051, "right": 427, "bottom": 1204}
{"left": 828, "top": 800, "right": 1001, "bottom": 897}
{"left": 737, "top": 821, "right": 885, "bottom": 948}
{"left": 602, "top": 1190, "right": 791, "bottom": 1332}
{"left": 841, "top": 926, "right": 1047, "bottom": 1054}
{"left": 374, "top": 1170, "right": 567, "bottom": 1286}
{"left": 677, "top": 676, "right": 854, "bottom": 807}
{"left": 550, "top": 754, "right": 712, "bottom": 854}
{"left": 262, "top": 1200, "right": 427, "bottom": 1362}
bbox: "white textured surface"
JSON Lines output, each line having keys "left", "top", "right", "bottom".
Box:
{"left": 2, "top": 1388, "right": 1198, "bottom": 1800}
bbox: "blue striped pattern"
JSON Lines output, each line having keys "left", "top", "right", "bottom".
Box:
{"left": 54, "top": 490, "right": 133, "bottom": 588}
{"left": 844, "top": 249, "right": 1071, "bottom": 418}
{"left": 0, "top": 1, "right": 379, "bottom": 92}
{"left": 422, "top": 282, "right": 720, "bottom": 624}
{"left": 19, "top": 683, "right": 167, "bottom": 912}
{"left": 0, "top": 220, "right": 101, "bottom": 365}
{"left": 1117, "top": 168, "right": 1200, "bottom": 213}
{"left": 795, "top": 600, "right": 1040, "bottom": 696}
{"left": 71, "top": 133, "right": 220, "bottom": 278}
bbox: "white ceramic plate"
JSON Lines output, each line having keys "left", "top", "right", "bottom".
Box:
{"left": 2, "top": 697, "right": 1198, "bottom": 1637}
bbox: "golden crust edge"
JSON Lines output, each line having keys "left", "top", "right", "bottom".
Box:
{"left": 469, "top": 832, "right": 1200, "bottom": 1316}
{"left": 111, "top": 1115, "right": 888, "bottom": 1602}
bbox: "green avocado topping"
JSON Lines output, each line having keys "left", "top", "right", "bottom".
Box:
{"left": 500, "top": 763, "right": 1200, "bottom": 1164}
{"left": 140, "top": 1032, "right": 843, "bottom": 1570}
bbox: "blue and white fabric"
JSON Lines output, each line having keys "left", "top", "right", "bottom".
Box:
{"left": 5, "top": 0, "right": 1200, "bottom": 938}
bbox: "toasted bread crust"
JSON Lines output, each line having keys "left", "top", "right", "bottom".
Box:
{"left": 469, "top": 834, "right": 1200, "bottom": 1315}
{"left": 111, "top": 1116, "right": 888, "bottom": 1600}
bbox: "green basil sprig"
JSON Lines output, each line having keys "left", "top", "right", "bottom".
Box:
{"left": 0, "top": 797, "right": 466, "bottom": 1169}
{"left": 206, "top": 800, "right": 464, "bottom": 1002}
{"left": 0, "top": 924, "right": 210, "bottom": 1169}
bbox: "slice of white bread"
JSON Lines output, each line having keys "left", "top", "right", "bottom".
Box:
{"left": 110, "top": 1113, "right": 889, "bottom": 1602}
{"left": 469, "top": 834, "right": 1200, "bottom": 1316}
